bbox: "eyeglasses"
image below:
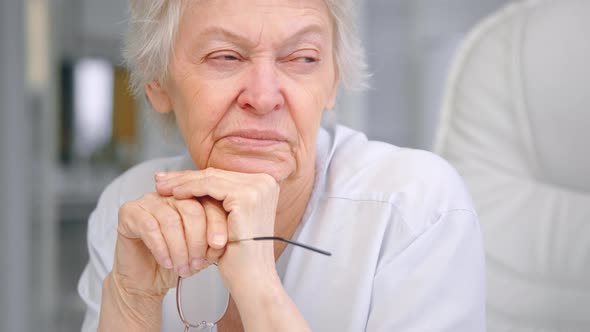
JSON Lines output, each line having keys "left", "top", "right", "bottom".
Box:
{"left": 176, "top": 237, "right": 331, "bottom": 331}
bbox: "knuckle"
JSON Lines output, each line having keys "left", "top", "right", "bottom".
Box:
{"left": 117, "top": 202, "right": 142, "bottom": 237}
{"left": 116, "top": 222, "right": 131, "bottom": 238}
{"left": 118, "top": 201, "right": 137, "bottom": 219}
{"left": 159, "top": 212, "right": 182, "bottom": 229}
{"left": 178, "top": 200, "right": 205, "bottom": 218}
{"left": 142, "top": 217, "right": 160, "bottom": 233}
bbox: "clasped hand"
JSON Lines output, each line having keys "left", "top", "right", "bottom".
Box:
{"left": 112, "top": 168, "right": 280, "bottom": 299}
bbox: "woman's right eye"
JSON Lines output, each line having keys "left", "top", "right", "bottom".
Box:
{"left": 205, "top": 51, "right": 244, "bottom": 72}
{"left": 208, "top": 51, "right": 241, "bottom": 62}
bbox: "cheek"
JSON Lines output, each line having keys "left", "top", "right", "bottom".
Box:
{"left": 289, "top": 64, "right": 336, "bottom": 115}
{"left": 177, "top": 80, "right": 234, "bottom": 128}
{"left": 283, "top": 89, "right": 325, "bottom": 158}
{"left": 290, "top": 84, "right": 329, "bottom": 128}
{"left": 173, "top": 82, "right": 238, "bottom": 166}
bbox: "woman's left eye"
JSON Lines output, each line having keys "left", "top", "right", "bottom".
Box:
{"left": 282, "top": 51, "right": 320, "bottom": 74}
{"left": 218, "top": 55, "right": 239, "bottom": 61}
{"left": 293, "top": 57, "right": 318, "bottom": 64}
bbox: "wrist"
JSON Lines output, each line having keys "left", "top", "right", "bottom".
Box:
{"left": 226, "top": 266, "right": 284, "bottom": 305}
{"left": 228, "top": 272, "right": 311, "bottom": 332}
{"left": 229, "top": 271, "right": 285, "bottom": 312}
{"left": 98, "top": 273, "right": 163, "bottom": 331}
{"left": 219, "top": 241, "right": 278, "bottom": 290}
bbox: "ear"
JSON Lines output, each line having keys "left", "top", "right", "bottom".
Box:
{"left": 145, "top": 80, "right": 172, "bottom": 114}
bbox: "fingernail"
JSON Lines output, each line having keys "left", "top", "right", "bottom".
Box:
{"left": 177, "top": 264, "right": 190, "bottom": 277}
{"left": 212, "top": 234, "right": 226, "bottom": 247}
{"left": 155, "top": 172, "right": 167, "bottom": 181}
{"left": 191, "top": 258, "right": 206, "bottom": 270}
{"left": 162, "top": 258, "right": 173, "bottom": 269}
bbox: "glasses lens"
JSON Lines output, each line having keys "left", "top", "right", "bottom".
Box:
{"left": 178, "top": 265, "right": 229, "bottom": 330}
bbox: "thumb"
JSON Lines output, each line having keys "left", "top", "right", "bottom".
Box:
{"left": 201, "top": 197, "right": 228, "bottom": 249}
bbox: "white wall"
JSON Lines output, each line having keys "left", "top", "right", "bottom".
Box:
{"left": 58, "top": 0, "right": 127, "bottom": 62}
{"left": 1, "top": 1, "right": 59, "bottom": 330}
{"left": 0, "top": 1, "right": 32, "bottom": 331}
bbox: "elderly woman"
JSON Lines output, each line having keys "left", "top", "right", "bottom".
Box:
{"left": 78, "top": 0, "right": 485, "bottom": 331}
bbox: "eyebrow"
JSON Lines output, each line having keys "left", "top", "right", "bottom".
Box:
{"left": 197, "top": 24, "right": 328, "bottom": 49}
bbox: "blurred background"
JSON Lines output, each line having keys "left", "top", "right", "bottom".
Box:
{"left": 0, "top": 0, "right": 512, "bottom": 331}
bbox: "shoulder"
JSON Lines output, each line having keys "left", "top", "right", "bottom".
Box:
{"left": 321, "top": 125, "right": 476, "bottom": 232}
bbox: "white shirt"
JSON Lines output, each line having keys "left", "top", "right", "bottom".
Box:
{"left": 78, "top": 125, "right": 486, "bottom": 331}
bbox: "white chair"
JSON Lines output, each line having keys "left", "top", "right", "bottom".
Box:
{"left": 434, "top": 0, "right": 590, "bottom": 331}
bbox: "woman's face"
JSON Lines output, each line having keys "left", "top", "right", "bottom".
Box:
{"left": 147, "top": 0, "right": 338, "bottom": 182}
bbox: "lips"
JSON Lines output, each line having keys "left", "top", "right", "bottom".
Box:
{"left": 224, "top": 130, "right": 288, "bottom": 141}
{"left": 221, "top": 129, "right": 289, "bottom": 148}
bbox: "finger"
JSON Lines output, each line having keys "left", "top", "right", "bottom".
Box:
{"left": 155, "top": 170, "right": 193, "bottom": 181}
{"left": 118, "top": 201, "right": 173, "bottom": 270}
{"left": 201, "top": 197, "right": 228, "bottom": 249}
{"left": 206, "top": 246, "right": 225, "bottom": 265}
{"left": 155, "top": 168, "right": 246, "bottom": 199}
{"left": 202, "top": 197, "right": 227, "bottom": 265}
{"left": 141, "top": 195, "right": 191, "bottom": 277}
{"left": 171, "top": 198, "right": 208, "bottom": 271}
{"left": 170, "top": 170, "right": 242, "bottom": 201}
{"left": 172, "top": 172, "right": 278, "bottom": 215}
{"left": 154, "top": 170, "right": 197, "bottom": 196}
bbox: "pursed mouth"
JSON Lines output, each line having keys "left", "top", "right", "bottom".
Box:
{"left": 219, "top": 130, "right": 291, "bottom": 148}
{"left": 222, "top": 135, "right": 287, "bottom": 148}
{"left": 222, "top": 129, "right": 289, "bottom": 142}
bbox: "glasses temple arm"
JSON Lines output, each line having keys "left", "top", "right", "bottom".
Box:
{"left": 250, "top": 236, "right": 332, "bottom": 256}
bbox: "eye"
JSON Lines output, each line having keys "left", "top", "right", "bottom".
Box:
{"left": 217, "top": 54, "right": 239, "bottom": 61}
{"left": 207, "top": 50, "right": 243, "bottom": 63}
{"left": 281, "top": 49, "right": 321, "bottom": 74}
{"left": 293, "top": 56, "right": 318, "bottom": 64}
{"left": 284, "top": 49, "right": 320, "bottom": 66}
{"left": 205, "top": 50, "right": 244, "bottom": 71}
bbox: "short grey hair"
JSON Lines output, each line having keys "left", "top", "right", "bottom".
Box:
{"left": 124, "top": 0, "right": 369, "bottom": 103}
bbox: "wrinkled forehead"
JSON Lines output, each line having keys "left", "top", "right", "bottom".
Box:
{"left": 181, "top": 0, "right": 331, "bottom": 18}
{"left": 179, "top": 0, "right": 334, "bottom": 46}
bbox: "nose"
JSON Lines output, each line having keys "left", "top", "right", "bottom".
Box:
{"left": 237, "top": 62, "right": 285, "bottom": 115}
